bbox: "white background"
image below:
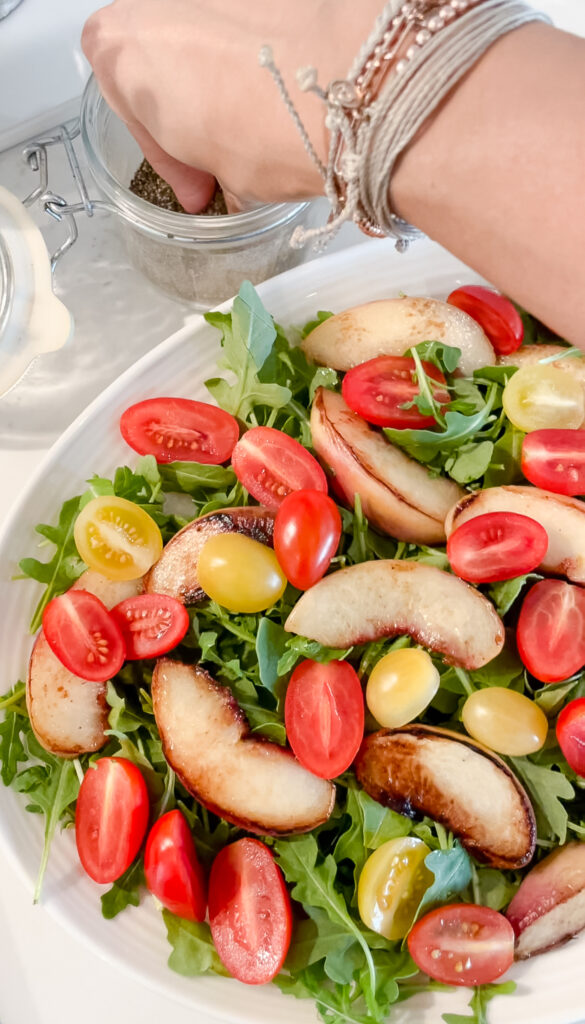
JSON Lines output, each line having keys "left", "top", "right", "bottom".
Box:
{"left": 1, "top": 2, "right": 585, "bottom": 1023}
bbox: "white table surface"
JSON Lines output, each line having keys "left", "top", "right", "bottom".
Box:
{"left": 2, "top": 3, "right": 585, "bottom": 1023}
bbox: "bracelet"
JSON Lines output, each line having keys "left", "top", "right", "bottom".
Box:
{"left": 260, "top": 0, "right": 551, "bottom": 251}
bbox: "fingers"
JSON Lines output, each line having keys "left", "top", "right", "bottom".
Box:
{"left": 128, "top": 123, "right": 216, "bottom": 213}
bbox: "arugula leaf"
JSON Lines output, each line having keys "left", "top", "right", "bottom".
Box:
{"left": 164, "top": 910, "right": 229, "bottom": 977}
{"left": 101, "top": 859, "right": 144, "bottom": 919}
{"left": 487, "top": 572, "right": 541, "bottom": 617}
{"left": 414, "top": 843, "right": 472, "bottom": 922}
{"left": 409, "top": 341, "right": 462, "bottom": 374}
{"left": 384, "top": 386, "right": 497, "bottom": 460}
{"left": 334, "top": 785, "right": 412, "bottom": 886}
{"left": 255, "top": 617, "right": 289, "bottom": 694}
{"left": 18, "top": 495, "right": 85, "bottom": 632}
{"left": 473, "top": 867, "right": 520, "bottom": 911}
{"left": 511, "top": 757, "right": 575, "bottom": 843}
{"left": 442, "top": 982, "right": 517, "bottom": 1024}
{"left": 300, "top": 310, "right": 334, "bottom": 339}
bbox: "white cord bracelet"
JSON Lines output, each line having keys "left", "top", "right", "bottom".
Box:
{"left": 260, "top": 0, "right": 551, "bottom": 251}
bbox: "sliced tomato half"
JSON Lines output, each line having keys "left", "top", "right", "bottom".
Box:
{"left": 42, "top": 590, "right": 126, "bottom": 682}
{"left": 517, "top": 579, "right": 585, "bottom": 683}
{"left": 120, "top": 397, "right": 239, "bottom": 464}
{"left": 144, "top": 809, "right": 207, "bottom": 921}
{"left": 76, "top": 757, "right": 150, "bottom": 883}
{"left": 284, "top": 659, "right": 364, "bottom": 779}
{"left": 447, "top": 511, "right": 548, "bottom": 583}
{"left": 111, "top": 593, "right": 190, "bottom": 660}
{"left": 447, "top": 285, "right": 523, "bottom": 356}
{"left": 408, "top": 903, "right": 515, "bottom": 986}
{"left": 341, "top": 355, "right": 448, "bottom": 429}
{"left": 231, "top": 426, "right": 327, "bottom": 511}
{"left": 522, "top": 429, "right": 585, "bottom": 496}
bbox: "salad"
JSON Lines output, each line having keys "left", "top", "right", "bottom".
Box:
{"left": 2, "top": 278, "right": 585, "bottom": 1024}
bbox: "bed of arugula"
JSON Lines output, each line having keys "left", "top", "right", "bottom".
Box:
{"left": 1, "top": 281, "right": 585, "bottom": 1024}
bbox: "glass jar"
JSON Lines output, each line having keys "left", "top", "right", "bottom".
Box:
{"left": 80, "top": 76, "right": 316, "bottom": 308}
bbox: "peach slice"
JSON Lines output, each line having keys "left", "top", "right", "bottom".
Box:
{"left": 506, "top": 842, "right": 585, "bottom": 959}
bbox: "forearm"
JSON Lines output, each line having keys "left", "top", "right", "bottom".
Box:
{"left": 392, "top": 21, "right": 585, "bottom": 345}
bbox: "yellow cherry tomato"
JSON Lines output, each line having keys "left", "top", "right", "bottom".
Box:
{"left": 74, "top": 496, "right": 163, "bottom": 581}
{"left": 198, "top": 533, "right": 287, "bottom": 613}
{"left": 503, "top": 364, "right": 585, "bottom": 432}
{"left": 462, "top": 687, "right": 548, "bottom": 756}
{"left": 366, "top": 648, "right": 440, "bottom": 728}
{"left": 358, "top": 837, "right": 433, "bottom": 940}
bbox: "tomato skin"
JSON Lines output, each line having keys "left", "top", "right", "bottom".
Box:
{"left": 273, "top": 489, "right": 341, "bottom": 590}
{"left": 341, "top": 355, "right": 448, "bottom": 429}
{"left": 358, "top": 837, "right": 433, "bottom": 940}
{"left": 407, "top": 903, "right": 515, "bottom": 986}
{"left": 366, "top": 648, "right": 440, "bottom": 728}
{"left": 556, "top": 698, "right": 585, "bottom": 777}
{"left": 208, "top": 838, "right": 292, "bottom": 985}
{"left": 74, "top": 495, "right": 163, "bottom": 582}
{"left": 144, "top": 810, "right": 206, "bottom": 921}
{"left": 447, "top": 511, "right": 548, "bottom": 583}
{"left": 75, "top": 757, "right": 150, "bottom": 883}
{"left": 111, "top": 593, "right": 189, "bottom": 660}
{"left": 462, "top": 687, "right": 548, "bottom": 756}
{"left": 197, "top": 533, "right": 287, "bottom": 612}
{"left": 231, "top": 426, "right": 327, "bottom": 511}
{"left": 284, "top": 659, "right": 364, "bottom": 779}
{"left": 120, "top": 397, "right": 239, "bottom": 465}
{"left": 522, "top": 429, "right": 585, "bottom": 496}
{"left": 517, "top": 579, "right": 585, "bottom": 683}
{"left": 42, "top": 590, "right": 126, "bottom": 683}
{"left": 447, "top": 285, "right": 523, "bottom": 356}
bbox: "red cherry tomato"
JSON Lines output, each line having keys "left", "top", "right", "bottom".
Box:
{"left": 446, "top": 511, "right": 548, "bottom": 584}
{"left": 284, "top": 659, "right": 364, "bottom": 779}
{"left": 517, "top": 579, "right": 585, "bottom": 683}
{"left": 75, "top": 757, "right": 150, "bottom": 883}
{"left": 120, "top": 397, "right": 239, "bottom": 465}
{"left": 522, "top": 429, "right": 585, "bottom": 496}
{"left": 273, "top": 489, "right": 342, "bottom": 590}
{"left": 408, "top": 903, "right": 515, "bottom": 986}
{"left": 110, "top": 594, "right": 190, "bottom": 660}
{"left": 341, "top": 355, "right": 449, "bottom": 429}
{"left": 144, "top": 809, "right": 206, "bottom": 921}
{"left": 208, "top": 838, "right": 292, "bottom": 985}
{"left": 447, "top": 285, "right": 523, "bottom": 356}
{"left": 42, "top": 590, "right": 126, "bottom": 683}
{"left": 556, "top": 698, "right": 585, "bottom": 777}
{"left": 231, "top": 426, "right": 327, "bottom": 512}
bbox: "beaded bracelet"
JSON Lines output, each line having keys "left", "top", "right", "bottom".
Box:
{"left": 260, "top": 0, "right": 551, "bottom": 250}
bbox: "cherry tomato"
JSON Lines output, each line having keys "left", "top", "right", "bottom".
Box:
{"left": 517, "top": 579, "right": 585, "bottom": 683}
{"left": 503, "top": 364, "right": 585, "bottom": 432}
{"left": 231, "top": 426, "right": 327, "bottom": 511}
{"left": 111, "top": 593, "right": 189, "bottom": 660}
{"left": 365, "top": 648, "right": 439, "bottom": 728}
{"left": 447, "top": 285, "right": 523, "bottom": 356}
{"left": 522, "top": 429, "right": 585, "bottom": 496}
{"left": 75, "top": 757, "right": 150, "bottom": 883}
{"left": 144, "top": 809, "right": 206, "bottom": 921}
{"left": 208, "top": 838, "right": 292, "bottom": 985}
{"left": 42, "top": 590, "right": 125, "bottom": 683}
{"left": 447, "top": 511, "right": 548, "bottom": 584}
{"left": 197, "top": 532, "right": 287, "bottom": 612}
{"left": 273, "top": 489, "right": 341, "bottom": 590}
{"left": 462, "top": 688, "right": 548, "bottom": 756}
{"left": 74, "top": 496, "right": 163, "bottom": 581}
{"left": 120, "top": 397, "right": 239, "bottom": 465}
{"left": 407, "top": 903, "right": 515, "bottom": 986}
{"left": 284, "top": 659, "right": 364, "bottom": 779}
{"left": 556, "top": 698, "right": 585, "bottom": 777}
{"left": 341, "top": 355, "right": 449, "bottom": 429}
{"left": 357, "top": 837, "right": 433, "bottom": 940}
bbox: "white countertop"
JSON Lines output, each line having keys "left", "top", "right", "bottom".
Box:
{"left": 2, "top": 3, "right": 585, "bottom": 1023}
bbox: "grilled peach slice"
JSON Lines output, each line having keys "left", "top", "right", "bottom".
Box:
{"left": 445, "top": 485, "right": 585, "bottom": 584}
{"left": 152, "top": 659, "right": 335, "bottom": 835}
{"left": 302, "top": 297, "right": 495, "bottom": 377}
{"left": 144, "top": 506, "right": 274, "bottom": 603}
{"left": 285, "top": 560, "right": 504, "bottom": 669}
{"left": 311, "top": 387, "right": 463, "bottom": 544}
{"left": 27, "top": 570, "right": 142, "bottom": 757}
{"left": 506, "top": 842, "right": 585, "bottom": 958}
{"left": 356, "top": 725, "right": 536, "bottom": 869}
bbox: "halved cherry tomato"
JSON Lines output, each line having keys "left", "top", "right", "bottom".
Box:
{"left": 231, "top": 426, "right": 327, "bottom": 511}
{"left": 42, "top": 590, "right": 125, "bottom": 682}
{"left": 341, "top": 355, "right": 449, "bottom": 429}
{"left": 447, "top": 511, "right": 548, "bottom": 583}
{"left": 74, "top": 496, "right": 163, "bottom": 582}
{"left": 144, "top": 809, "right": 206, "bottom": 921}
{"left": 120, "top": 397, "right": 239, "bottom": 465}
{"left": 517, "top": 579, "right": 585, "bottom": 683}
{"left": 556, "top": 698, "right": 585, "bottom": 777}
{"left": 273, "top": 489, "right": 341, "bottom": 590}
{"left": 522, "top": 429, "right": 585, "bottom": 496}
{"left": 447, "top": 284, "right": 523, "bottom": 356}
{"left": 358, "top": 837, "right": 433, "bottom": 940}
{"left": 75, "top": 757, "right": 150, "bottom": 883}
{"left": 407, "top": 903, "right": 515, "bottom": 986}
{"left": 208, "top": 838, "right": 292, "bottom": 985}
{"left": 503, "top": 364, "right": 585, "bottom": 432}
{"left": 111, "top": 593, "right": 189, "bottom": 660}
{"left": 284, "top": 659, "right": 364, "bottom": 779}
